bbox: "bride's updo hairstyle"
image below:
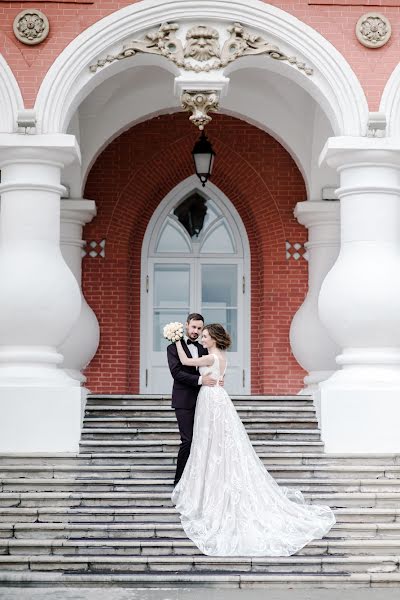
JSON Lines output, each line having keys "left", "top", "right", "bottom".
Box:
{"left": 204, "top": 323, "right": 231, "bottom": 350}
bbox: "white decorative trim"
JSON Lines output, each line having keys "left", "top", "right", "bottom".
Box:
{"left": 380, "top": 66, "right": 400, "bottom": 137}
{"left": 286, "top": 241, "right": 308, "bottom": 261}
{"left": 0, "top": 55, "right": 24, "bottom": 133}
{"left": 82, "top": 239, "right": 106, "bottom": 258}
{"left": 35, "top": 0, "right": 368, "bottom": 135}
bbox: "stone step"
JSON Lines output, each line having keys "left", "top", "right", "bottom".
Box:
{"left": 2, "top": 537, "right": 400, "bottom": 557}
{"left": 80, "top": 427, "right": 321, "bottom": 442}
{"left": 1, "top": 453, "right": 400, "bottom": 467}
{"left": 1, "top": 507, "right": 400, "bottom": 525}
{"left": 85, "top": 406, "right": 317, "bottom": 419}
{"left": 68, "top": 452, "right": 400, "bottom": 466}
{"left": 1, "top": 491, "right": 400, "bottom": 509}
{"left": 3, "top": 476, "right": 400, "bottom": 493}
{"left": 3, "top": 521, "right": 400, "bottom": 541}
{"left": 0, "top": 553, "right": 398, "bottom": 575}
{"left": 2, "top": 571, "right": 394, "bottom": 588}
{"left": 2, "top": 463, "right": 400, "bottom": 480}
{"left": 83, "top": 416, "right": 319, "bottom": 429}
{"left": 78, "top": 440, "right": 325, "bottom": 453}
{"left": 87, "top": 395, "right": 314, "bottom": 407}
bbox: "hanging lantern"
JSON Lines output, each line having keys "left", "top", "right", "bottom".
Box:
{"left": 192, "top": 131, "right": 216, "bottom": 187}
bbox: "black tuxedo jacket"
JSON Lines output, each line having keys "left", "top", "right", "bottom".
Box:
{"left": 167, "top": 340, "right": 208, "bottom": 409}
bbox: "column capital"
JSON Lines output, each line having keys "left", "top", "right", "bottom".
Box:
{"left": 319, "top": 136, "right": 400, "bottom": 170}
{"left": 294, "top": 201, "right": 340, "bottom": 229}
{"left": 60, "top": 199, "right": 97, "bottom": 226}
{"left": 0, "top": 133, "right": 80, "bottom": 168}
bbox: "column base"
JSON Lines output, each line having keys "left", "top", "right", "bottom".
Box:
{"left": 298, "top": 370, "right": 334, "bottom": 395}
{"left": 0, "top": 387, "right": 84, "bottom": 452}
{"left": 319, "top": 380, "right": 400, "bottom": 453}
{"left": 64, "top": 368, "right": 86, "bottom": 384}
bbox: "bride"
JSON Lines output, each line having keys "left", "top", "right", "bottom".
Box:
{"left": 171, "top": 323, "right": 336, "bottom": 557}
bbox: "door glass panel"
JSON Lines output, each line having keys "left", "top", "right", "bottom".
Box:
{"left": 154, "top": 264, "right": 190, "bottom": 307}
{"left": 201, "top": 308, "right": 237, "bottom": 352}
{"left": 153, "top": 264, "right": 190, "bottom": 351}
{"left": 202, "top": 200, "right": 220, "bottom": 231}
{"left": 201, "top": 264, "right": 238, "bottom": 351}
{"left": 201, "top": 221, "right": 235, "bottom": 254}
{"left": 156, "top": 221, "right": 191, "bottom": 253}
{"left": 153, "top": 309, "right": 188, "bottom": 352}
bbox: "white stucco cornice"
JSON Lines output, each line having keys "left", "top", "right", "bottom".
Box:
{"left": 35, "top": 0, "right": 368, "bottom": 136}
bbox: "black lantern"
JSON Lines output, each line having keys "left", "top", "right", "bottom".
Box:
{"left": 192, "top": 131, "right": 215, "bottom": 187}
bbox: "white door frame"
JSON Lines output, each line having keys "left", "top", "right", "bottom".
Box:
{"left": 140, "top": 175, "right": 251, "bottom": 394}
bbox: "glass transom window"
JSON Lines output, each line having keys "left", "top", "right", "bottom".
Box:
{"left": 155, "top": 193, "right": 239, "bottom": 256}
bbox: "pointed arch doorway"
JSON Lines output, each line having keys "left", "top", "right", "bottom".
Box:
{"left": 140, "top": 177, "right": 251, "bottom": 395}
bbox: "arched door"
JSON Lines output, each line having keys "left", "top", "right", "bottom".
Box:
{"left": 141, "top": 179, "right": 250, "bottom": 395}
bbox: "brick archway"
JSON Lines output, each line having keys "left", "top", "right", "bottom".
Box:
{"left": 83, "top": 112, "right": 307, "bottom": 394}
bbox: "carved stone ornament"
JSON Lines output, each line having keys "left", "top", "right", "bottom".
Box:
{"left": 89, "top": 22, "right": 313, "bottom": 76}
{"left": 356, "top": 13, "right": 391, "bottom": 49}
{"left": 184, "top": 25, "right": 220, "bottom": 62}
{"left": 13, "top": 9, "right": 50, "bottom": 46}
{"left": 181, "top": 91, "right": 219, "bottom": 129}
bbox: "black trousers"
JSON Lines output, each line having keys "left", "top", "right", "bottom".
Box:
{"left": 174, "top": 406, "right": 195, "bottom": 486}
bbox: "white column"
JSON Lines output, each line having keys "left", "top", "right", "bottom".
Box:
{"left": 59, "top": 200, "right": 100, "bottom": 385}
{"left": 318, "top": 137, "right": 400, "bottom": 453}
{"left": 289, "top": 201, "right": 341, "bottom": 402}
{"left": 0, "top": 134, "right": 82, "bottom": 452}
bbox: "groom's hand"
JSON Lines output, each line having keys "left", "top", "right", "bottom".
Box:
{"left": 202, "top": 373, "right": 218, "bottom": 387}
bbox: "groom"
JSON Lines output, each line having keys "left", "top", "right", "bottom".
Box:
{"left": 167, "top": 312, "right": 218, "bottom": 486}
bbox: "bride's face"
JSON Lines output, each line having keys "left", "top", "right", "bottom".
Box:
{"left": 201, "top": 329, "right": 215, "bottom": 349}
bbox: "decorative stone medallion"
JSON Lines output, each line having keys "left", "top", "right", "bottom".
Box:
{"left": 13, "top": 9, "right": 50, "bottom": 46}
{"left": 356, "top": 13, "right": 391, "bottom": 49}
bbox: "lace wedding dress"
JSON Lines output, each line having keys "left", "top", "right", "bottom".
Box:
{"left": 171, "top": 353, "right": 336, "bottom": 556}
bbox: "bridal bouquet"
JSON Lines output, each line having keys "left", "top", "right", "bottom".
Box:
{"left": 163, "top": 321, "right": 184, "bottom": 342}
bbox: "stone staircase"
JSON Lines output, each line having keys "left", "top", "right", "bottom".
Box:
{"left": 0, "top": 394, "right": 400, "bottom": 589}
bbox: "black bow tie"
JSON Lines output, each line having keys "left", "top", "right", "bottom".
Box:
{"left": 186, "top": 339, "right": 199, "bottom": 346}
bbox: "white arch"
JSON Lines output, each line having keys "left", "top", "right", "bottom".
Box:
{"left": 380, "top": 64, "right": 400, "bottom": 137}
{"left": 35, "top": 0, "right": 368, "bottom": 136}
{"left": 140, "top": 174, "right": 251, "bottom": 393}
{"left": 78, "top": 63, "right": 315, "bottom": 197}
{"left": 0, "top": 54, "right": 24, "bottom": 133}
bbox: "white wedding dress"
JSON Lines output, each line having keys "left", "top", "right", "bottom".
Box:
{"left": 171, "top": 353, "right": 336, "bottom": 556}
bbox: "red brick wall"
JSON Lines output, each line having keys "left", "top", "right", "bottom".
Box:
{"left": 83, "top": 112, "right": 308, "bottom": 394}
{"left": 1, "top": 0, "right": 399, "bottom": 109}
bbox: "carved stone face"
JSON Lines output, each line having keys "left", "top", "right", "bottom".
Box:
{"left": 184, "top": 25, "right": 220, "bottom": 61}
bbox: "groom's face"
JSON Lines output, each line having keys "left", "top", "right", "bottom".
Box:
{"left": 186, "top": 319, "right": 204, "bottom": 341}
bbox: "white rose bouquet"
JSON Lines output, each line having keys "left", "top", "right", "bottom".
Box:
{"left": 163, "top": 321, "right": 184, "bottom": 343}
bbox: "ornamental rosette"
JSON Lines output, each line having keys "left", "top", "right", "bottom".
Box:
{"left": 356, "top": 13, "right": 391, "bottom": 49}
{"left": 13, "top": 9, "right": 50, "bottom": 46}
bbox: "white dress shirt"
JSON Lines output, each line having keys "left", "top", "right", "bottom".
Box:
{"left": 184, "top": 336, "right": 202, "bottom": 385}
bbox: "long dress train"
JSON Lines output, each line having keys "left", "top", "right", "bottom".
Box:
{"left": 171, "top": 354, "right": 336, "bottom": 556}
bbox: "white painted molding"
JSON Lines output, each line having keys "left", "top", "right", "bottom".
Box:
{"left": 0, "top": 54, "right": 24, "bottom": 133}
{"left": 35, "top": 0, "right": 368, "bottom": 136}
{"left": 380, "top": 63, "right": 400, "bottom": 137}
